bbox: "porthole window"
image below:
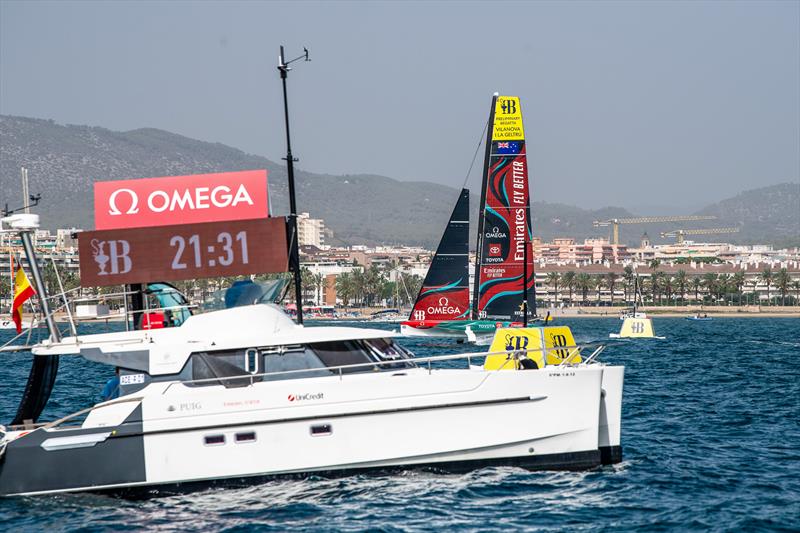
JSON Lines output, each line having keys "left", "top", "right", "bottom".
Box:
{"left": 204, "top": 434, "right": 225, "bottom": 446}
{"left": 235, "top": 431, "right": 257, "bottom": 443}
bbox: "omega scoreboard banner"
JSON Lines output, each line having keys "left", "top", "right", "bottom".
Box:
{"left": 80, "top": 170, "right": 288, "bottom": 286}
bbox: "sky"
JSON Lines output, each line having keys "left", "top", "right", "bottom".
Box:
{"left": 1, "top": 0, "right": 798, "bottom": 211}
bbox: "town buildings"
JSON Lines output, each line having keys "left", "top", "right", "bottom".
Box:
{"left": 1, "top": 225, "right": 798, "bottom": 309}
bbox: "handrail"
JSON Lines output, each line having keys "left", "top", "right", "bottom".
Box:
{"left": 41, "top": 396, "right": 145, "bottom": 431}
{"left": 161, "top": 343, "right": 604, "bottom": 393}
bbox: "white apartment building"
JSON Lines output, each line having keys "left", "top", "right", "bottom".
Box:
{"left": 297, "top": 212, "right": 325, "bottom": 248}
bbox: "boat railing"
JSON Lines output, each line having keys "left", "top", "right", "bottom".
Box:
{"left": 162, "top": 343, "right": 605, "bottom": 393}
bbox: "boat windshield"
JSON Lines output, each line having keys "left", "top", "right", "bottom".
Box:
{"left": 202, "top": 279, "right": 289, "bottom": 311}
{"left": 146, "top": 283, "right": 193, "bottom": 327}
{"left": 188, "top": 337, "right": 415, "bottom": 387}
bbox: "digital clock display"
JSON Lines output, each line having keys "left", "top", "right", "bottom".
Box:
{"left": 78, "top": 217, "right": 288, "bottom": 287}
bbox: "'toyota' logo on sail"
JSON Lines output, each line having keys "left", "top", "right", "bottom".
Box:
{"left": 107, "top": 185, "right": 255, "bottom": 216}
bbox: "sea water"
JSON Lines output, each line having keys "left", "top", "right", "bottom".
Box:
{"left": 1, "top": 317, "right": 798, "bottom": 531}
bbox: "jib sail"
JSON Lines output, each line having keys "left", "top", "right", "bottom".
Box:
{"left": 407, "top": 188, "right": 470, "bottom": 323}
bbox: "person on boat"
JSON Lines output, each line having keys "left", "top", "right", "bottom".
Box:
{"left": 101, "top": 368, "right": 120, "bottom": 401}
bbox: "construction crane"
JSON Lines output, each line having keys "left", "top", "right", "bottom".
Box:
{"left": 660, "top": 227, "right": 739, "bottom": 244}
{"left": 593, "top": 215, "right": 717, "bottom": 245}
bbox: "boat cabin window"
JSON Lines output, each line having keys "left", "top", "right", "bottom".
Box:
{"left": 190, "top": 350, "right": 262, "bottom": 388}
{"left": 261, "top": 346, "right": 332, "bottom": 381}
{"left": 188, "top": 338, "right": 414, "bottom": 387}
{"left": 308, "top": 338, "right": 415, "bottom": 373}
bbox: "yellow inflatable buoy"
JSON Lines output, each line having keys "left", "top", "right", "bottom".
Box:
{"left": 610, "top": 317, "right": 663, "bottom": 339}
{"left": 484, "top": 326, "right": 582, "bottom": 370}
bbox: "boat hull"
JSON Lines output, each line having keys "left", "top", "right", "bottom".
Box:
{"left": 0, "top": 365, "right": 621, "bottom": 496}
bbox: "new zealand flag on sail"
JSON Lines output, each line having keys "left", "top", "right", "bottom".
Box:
{"left": 495, "top": 141, "right": 521, "bottom": 155}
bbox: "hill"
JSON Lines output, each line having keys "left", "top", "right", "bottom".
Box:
{"left": 696, "top": 183, "right": 800, "bottom": 247}
{"left": 1, "top": 115, "right": 797, "bottom": 248}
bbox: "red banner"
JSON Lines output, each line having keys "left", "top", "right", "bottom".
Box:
{"left": 93, "top": 170, "right": 269, "bottom": 230}
{"left": 78, "top": 218, "right": 288, "bottom": 286}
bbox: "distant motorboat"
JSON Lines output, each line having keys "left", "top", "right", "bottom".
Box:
{"left": 686, "top": 314, "right": 712, "bottom": 321}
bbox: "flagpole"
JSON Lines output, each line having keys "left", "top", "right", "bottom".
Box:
{"left": 19, "top": 231, "right": 61, "bottom": 341}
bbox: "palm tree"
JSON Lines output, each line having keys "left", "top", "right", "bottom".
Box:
{"left": 312, "top": 272, "right": 326, "bottom": 305}
{"left": 397, "top": 272, "right": 422, "bottom": 307}
{"left": 546, "top": 272, "right": 561, "bottom": 305}
{"left": 335, "top": 272, "right": 355, "bottom": 307}
{"left": 562, "top": 271, "right": 577, "bottom": 306}
{"left": 690, "top": 276, "right": 702, "bottom": 304}
{"left": 731, "top": 271, "right": 745, "bottom": 306}
{"left": 576, "top": 273, "right": 591, "bottom": 304}
{"left": 791, "top": 280, "right": 800, "bottom": 306}
{"left": 650, "top": 272, "right": 662, "bottom": 305}
{"left": 300, "top": 267, "right": 315, "bottom": 305}
{"left": 622, "top": 265, "right": 634, "bottom": 305}
{"left": 761, "top": 267, "right": 773, "bottom": 305}
{"left": 595, "top": 275, "right": 605, "bottom": 305}
{"left": 716, "top": 274, "right": 730, "bottom": 304}
{"left": 675, "top": 270, "right": 687, "bottom": 305}
{"left": 663, "top": 275, "right": 674, "bottom": 306}
{"left": 606, "top": 272, "right": 618, "bottom": 306}
{"left": 747, "top": 278, "right": 759, "bottom": 306}
{"left": 702, "top": 273, "right": 718, "bottom": 304}
{"left": 775, "top": 268, "right": 791, "bottom": 306}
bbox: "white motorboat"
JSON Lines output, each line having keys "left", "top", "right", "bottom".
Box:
{"left": 0, "top": 301, "right": 623, "bottom": 497}
{"left": 0, "top": 211, "right": 623, "bottom": 496}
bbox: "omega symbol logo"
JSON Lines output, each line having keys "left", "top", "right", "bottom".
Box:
{"left": 108, "top": 189, "right": 140, "bottom": 215}
{"left": 500, "top": 99, "right": 517, "bottom": 114}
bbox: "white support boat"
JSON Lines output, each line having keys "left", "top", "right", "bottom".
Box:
{"left": 0, "top": 212, "right": 624, "bottom": 497}
{"left": 0, "top": 301, "right": 624, "bottom": 496}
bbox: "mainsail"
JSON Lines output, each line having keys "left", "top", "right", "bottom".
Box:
{"left": 407, "top": 188, "right": 470, "bottom": 323}
{"left": 472, "top": 95, "right": 534, "bottom": 321}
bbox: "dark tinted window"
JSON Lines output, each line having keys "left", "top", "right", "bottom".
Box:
{"left": 262, "top": 347, "right": 332, "bottom": 381}
{"left": 309, "top": 340, "right": 377, "bottom": 373}
{"left": 191, "top": 350, "right": 260, "bottom": 388}
{"left": 363, "top": 338, "right": 416, "bottom": 369}
{"left": 309, "top": 339, "right": 414, "bottom": 373}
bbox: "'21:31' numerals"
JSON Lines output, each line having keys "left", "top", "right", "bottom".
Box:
{"left": 170, "top": 231, "right": 249, "bottom": 270}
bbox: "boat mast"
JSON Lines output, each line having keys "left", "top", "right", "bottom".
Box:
{"left": 472, "top": 93, "right": 498, "bottom": 320}
{"left": 278, "top": 45, "right": 310, "bottom": 325}
{"left": 523, "top": 235, "right": 528, "bottom": 327}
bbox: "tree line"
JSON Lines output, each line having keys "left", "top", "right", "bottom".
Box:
{"left": 545, "top": 263, "right": 800, "bottom": 306}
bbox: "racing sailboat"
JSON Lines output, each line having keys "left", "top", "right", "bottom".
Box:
{"left": 401, "top": 94, "right": 537, "bottom": 341}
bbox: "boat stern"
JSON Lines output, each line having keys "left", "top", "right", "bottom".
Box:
{"left": 598, "top": 365, "right": 625, "bottom": 465}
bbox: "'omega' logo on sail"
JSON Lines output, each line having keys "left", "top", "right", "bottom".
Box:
{"left": 427, "top": 296, "right": 461, "bottom": 315}
{"left": 485, "top": 226, "right": 508, "bottom": 239}
{"left": 108, "top": 185, "right": 255, "bottom": 216}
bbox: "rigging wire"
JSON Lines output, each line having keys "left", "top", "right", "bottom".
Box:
{"left": 461, "top": 118, "right": 489, "bottom": 190}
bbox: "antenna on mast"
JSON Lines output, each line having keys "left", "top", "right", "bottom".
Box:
{"left": 278, "top": 45, "right": 311, "bottom": 325}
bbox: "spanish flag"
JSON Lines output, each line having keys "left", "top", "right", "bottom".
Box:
{"left": 12, "top": 258, "right": 36, "bottom": 334}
